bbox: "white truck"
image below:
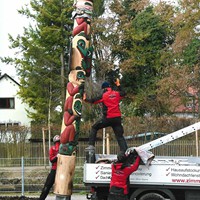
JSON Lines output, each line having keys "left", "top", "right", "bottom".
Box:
{"left": 83, "top": 122, "right": 200, "bottom": 200}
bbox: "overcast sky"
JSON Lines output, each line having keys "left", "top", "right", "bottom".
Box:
{"left": 0, "top": 0, "right": 30, "bottom": 78}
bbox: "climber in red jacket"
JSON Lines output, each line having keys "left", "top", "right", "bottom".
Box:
{"left": 108, "top": 151, "right": 141, "bottom": 200}
{"left": 84, "top": 79, "right": 128, "bottom": 152}
{"left": 39, "top": 135, "right": 60, "bottom": 200}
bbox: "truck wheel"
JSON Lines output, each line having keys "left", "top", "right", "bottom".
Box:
{"left": 138, "top": 193, "right": 165, "bottom": 200}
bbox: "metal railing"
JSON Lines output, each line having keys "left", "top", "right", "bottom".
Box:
{"left": 0, "top": 139, "right": 199, "bottom": 195}
{"left": 0, "top": 157, "right": 86, "bottom": 195}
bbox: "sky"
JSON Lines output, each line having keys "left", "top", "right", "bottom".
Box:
{"left": 0, "top": 0, "right": 31, "bottom": 79}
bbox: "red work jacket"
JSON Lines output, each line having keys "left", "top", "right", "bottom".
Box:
{"left": 86, "top": 87, "right": 125, "bottom": 118}
{"left": 49, "top": 142, "right": 60, "bottom": 170}
{"left": 109, "top": 156, "right": 140, "bottom": 195}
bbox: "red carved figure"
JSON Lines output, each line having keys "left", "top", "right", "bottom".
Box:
{"left": 60, "top": 124, "right": 75, "bottom": 144}
{"left": 72, "top": 18, "right": 91, "bottom": 37}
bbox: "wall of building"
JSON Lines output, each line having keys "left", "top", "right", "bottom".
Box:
{"left": 0, "top": 75, "right": 32, "bottom": 126}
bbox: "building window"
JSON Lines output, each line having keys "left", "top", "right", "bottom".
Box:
{"left": 186, "top": 103, "right": 193, "bottom": 108}
{"left": 0, "top": 98, "right": 15, "bottom": 109}
{"left": 186, "top": 97, "right": 194, "bottom": 109}
{"left": 0, "top": 123, "right": 6, "bottom": 129}
{"left": 0, "top": 122, "right": 20, "bottom": 128}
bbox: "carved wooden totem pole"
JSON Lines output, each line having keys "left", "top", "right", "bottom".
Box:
{"left": 54, "top": 0, "right": 93, "bottom": 199}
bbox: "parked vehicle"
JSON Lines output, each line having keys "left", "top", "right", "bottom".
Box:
{"left": 83, "top": 122, "right": 200, "bottom": 200}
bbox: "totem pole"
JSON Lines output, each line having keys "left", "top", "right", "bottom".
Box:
{"left": 54, "top": 0, "right": 93, "bottom": 199}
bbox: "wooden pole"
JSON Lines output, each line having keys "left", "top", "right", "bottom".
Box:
{"left": 42, "top": 128, "right": 46, "bottom": 168}
{"left": 106, "top": 133, "right": 110, "bottom": 155}
{"left": 103, "top": 128, "right": 105, "bottom": 154}
{"left": 195, "top": 130, "right": 199, "bottom": 156}
{"left": 54, "top": 154, "right": 76, "bottom": 196}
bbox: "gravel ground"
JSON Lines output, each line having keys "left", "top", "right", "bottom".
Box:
{"left": 0, "top": 194, "right": 87, "bottom": 200}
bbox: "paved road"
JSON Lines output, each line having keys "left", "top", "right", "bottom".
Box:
{"left": 45, "top": 194, "right": 87, "bottom": 200}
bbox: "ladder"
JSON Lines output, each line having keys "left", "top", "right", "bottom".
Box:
{"left": 138, "top": 122, "right": 200, "bottom": 151}
{"left": 96, "top": 122, "right": 200, "bottom": 165}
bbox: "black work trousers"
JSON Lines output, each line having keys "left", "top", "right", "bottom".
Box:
{"left": 89, "top": 117, "right": 128, "bottom": 152}
{"left": 39, "top": 169, "right": 56, "bottom": 200}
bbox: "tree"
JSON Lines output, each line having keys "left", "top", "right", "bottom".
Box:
{"left": 110, "top": 2, "right": 175, "bottom": 116}
{"left": 171, "top": 0, "right": 200, "bottom": 54}
{"left": 155, "top": 0, "right": 200, "bottom": 116}
{"left": 1, "top": 0, "right": 74, "bottom": 125}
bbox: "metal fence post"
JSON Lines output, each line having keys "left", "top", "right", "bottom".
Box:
{"left": 21, "top": 156, "right": 25, "bottom": 197}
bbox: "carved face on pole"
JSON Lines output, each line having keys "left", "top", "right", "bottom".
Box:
{"left": 69, "top": 69, "right": 86, "bottom": 86}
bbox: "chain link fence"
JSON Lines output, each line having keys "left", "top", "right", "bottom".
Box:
{"left": 0, "top": 137, "right": 199, "bottom": 195}
{"left": 0, "top": 157, "right": 86, "bottom": 195}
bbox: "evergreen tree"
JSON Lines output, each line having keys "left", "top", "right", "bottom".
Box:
{"left": 1, "top": 0, "right": 74, "bottom": 124}
{"left": 110, "top": 2, "right": 174, "bottom": 116}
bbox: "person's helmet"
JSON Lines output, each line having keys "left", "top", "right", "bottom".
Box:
{"left": 53, "top": 135, "right": 60, "bottom": 143}
{"left": 117, "top": 151, "right": 127, "bottom": 163}
{"left": 101, "top": 81, "right": 110, "bottom": 89}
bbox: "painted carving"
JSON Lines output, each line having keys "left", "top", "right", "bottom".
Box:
{"left": 59, "top": 0, "right": 93, "bottom": 156}
{"left": 54, "top": 1, "right": 93, "bottom": 197}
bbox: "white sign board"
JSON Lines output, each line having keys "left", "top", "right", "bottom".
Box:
{"left": 84, "top": 163, "right": 200, "bottom": 187}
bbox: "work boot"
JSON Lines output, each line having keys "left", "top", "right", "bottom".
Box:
{"left": 85, "top": 145, "right": 95, "bottom": 151}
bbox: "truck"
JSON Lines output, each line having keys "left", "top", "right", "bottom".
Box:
{"left": 83, "top": 122, "right": 200, "bottom": 200}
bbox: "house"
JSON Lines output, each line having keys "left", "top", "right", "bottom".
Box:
{"left": 173, "top": 87, "right": 199, "bottom": 118}
{"left": 0, "top": 73, "right": 32, "bottom": 128}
